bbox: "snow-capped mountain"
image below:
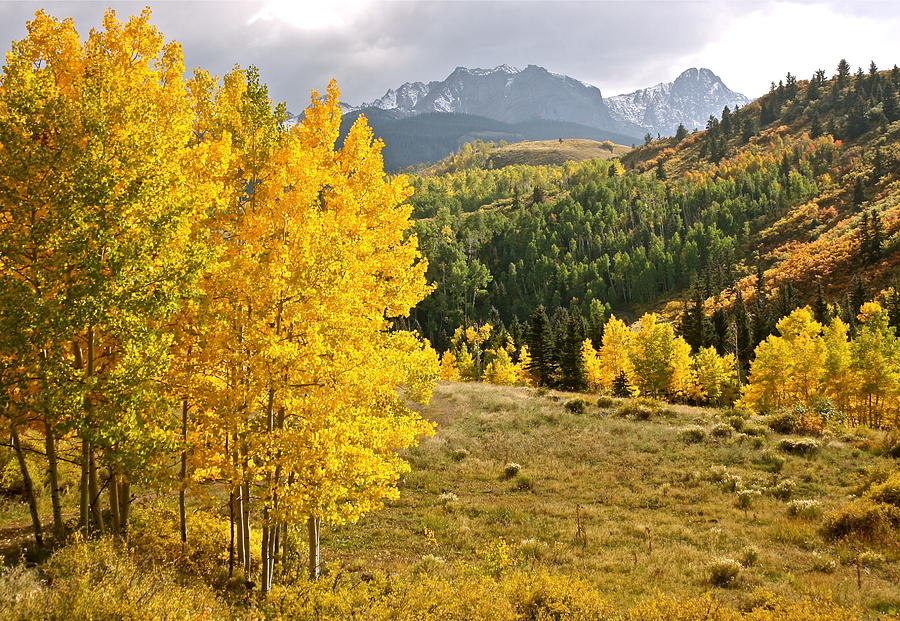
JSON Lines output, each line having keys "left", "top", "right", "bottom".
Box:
{"left": 606, "top": 68, "right": 750, "bottom": 137}
{"left": 356, "top": 64, "right": 642, "bottom": 137}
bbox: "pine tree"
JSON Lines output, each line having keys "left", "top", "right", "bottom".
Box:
{"left": 531, "top": 185, "right": 544, "bottom": 205}
{"left": 752, "top": 263, "right": 771, "bottom": 347}
{"left": 675, "top": 123, "right": 688, "bottom": 142}
{"left": 655, "top": 159, "right": 667, "bottom": 181}
{"left": 526, "top": 306, "right": 556, "bottom": 386}
{"left": 559, "top": 314, "right": 587, "bottom": 390}
{"left": 853, "top": 176, "right": 866, "bottom": 209}
{"left": 732, "top": 289, "right": 752, "bottom": 374}
{"left": 812, "top": 283, "right": 831, "bottom": 325}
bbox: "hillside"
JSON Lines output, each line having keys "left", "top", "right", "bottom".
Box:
{"left": 406, "top": 63, "right": 900, "bottom": 350}
{"left": 3, "top": 382, "right": 896, "bottom": 618}
{"left": 338, "top": 110, "right": 639, "bottom": 170}
{"left": 487, "top": 139, "right": 632, "bottom": 168}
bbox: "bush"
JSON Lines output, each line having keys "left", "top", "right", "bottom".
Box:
{"left": 809, "top": 551, "right": 837, "bottom": 573}
{"left": 503, "top": 462, "right": 522, "bottom": 479}
{"left": 513, "top": 474, "right": 534, "bottom": 492}
{"left": 858, "top": 550, "right": 886, "bottom": 568}
{"left": 616, "top": 398, "right": 662, "bottom": 420}
{"left": 706, "top": 558, "right": 741, "bottom": 587}
{"left": 451, "top": 448, "right": 469, "bottom": 461}
{"left": 821, "top": 498, "right": 900, "bottom": 541}
{"left": 0, "top": 537, "right": 228, "bottom": 620}
{"left": 711, "top": 423, "right": 733, "bottom": 439}
{"left": 742, "top": 423, "right": 768, "bottom": 437}
{"left": 564, "top": 398, "right": 589, "bottom": 414}
{"left": 736, "top": 489, "right": 761, "bottom": 510}
{"left": 726, "top": 415, "right": 745, "bottom": 432}
{"left": 866, "top": 472, "right": 900, "bottom": 507}
{"left": 765, "top": 410, "right": 797, "bottom": 434}
{"left": 787, "top": 499, "right": 822, "bottom": 519}
{"left": 768, "top": 478, "right": 796, "bottom": 501}
{"left": 596, "top": 396, "right": 615, "bottom": 409}
{"left": 753, "top": 451, "right": 785, "bottom": 473}
{"left": 706, "top": 465, "right": 729, "bottom": 483}
{"left": 877, "top": 431, "right": 900, "bottom": 458}
{"left": 765, "top": 406, "right": 825, "bottom": 436}
{"left": 740, "top": 545, "right": 759, "bottom": 567}
{"left": 777, "top": 438, "right": 819, "bottom": 456}
{"left": 679, "top": 426, "right": 707, "bottom": 444}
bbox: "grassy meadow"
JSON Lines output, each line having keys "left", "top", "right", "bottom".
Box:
{"left": 1, "top": 380, "right": 898, "bottom": 619}
{"left": 325, "top": 381, "right": 898, "bottom": 614}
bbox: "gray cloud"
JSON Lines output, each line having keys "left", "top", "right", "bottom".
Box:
{"left": 1, "top": 1, "right": 897, "bottom": 112}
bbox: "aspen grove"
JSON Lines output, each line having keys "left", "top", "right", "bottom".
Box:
{"left": 0, "top": 9, "right": 437, "bottom": 593}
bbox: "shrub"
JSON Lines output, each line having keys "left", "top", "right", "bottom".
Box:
{"left": 765, "top": 410, "right": 797, "bottom": 433}
{"left": 877, "top": 431, "right": 900, "bottom": 458}
{"left": 787, "top": 499, "right": 822, "bottom": 519}
{"left": 596, "top": 396, "right": 615, "bottom": 409}
{"left": 706, "top": 465, "right": 729, "bottom": 483}
{"left": 616, "top": 398, "right": 662, "bottom": 420}
{"left": 777, "top": 438, "right": 819, "bottom": 456}
{"left": 721, "top": 474, "right": 743, "bottom": 493}
{"left": 754, "top": 451, "right": 785, "bottom": 473}
{"left": 749, "top": 436, "right": 765, "bottom": 449}
{"left": 809, "top": 551, "right": 837, "bottom": 573}
{"left": 740, "top": 545, "right": 760, "bottom": 567}
{"left": 736, "top": 489, "right": 761, "bottom": 510}
{"left": 679, "top": 426, "right": 707, "bottom": 444}
{"left": 513, "top": 474, "right": 534, "bottom": 492}
{"left": 564, "top": 398, "right": 589, "bottom": 414}
{"left": 503, "top": 462, "right": 522, "bottom": 479}
{"left": 866, "top": 472, "right": 900, "bottom": 507}
{"left": 821, "top": 498, "right": 900, "bottom": 541}
{"left": 726, "top": 415, "right": 745, "bottom": 432}
{"left": 437, "top": 492, "right": 459, "bottom": 505}
{"left": 707, "top": 558, "right": 741, "bottom": 587}
{"left": 765, "top": 406, "right": 825, "bottom": 436}
{"left": 768, "top": 478, "right": 796, "bottom": 501}
{"left": 1, "top": 537, "right": 229, "bottom": 620}
{"left": 858, "top": 550, "right": 886, "bottom": 568}
{"left": 711, "top": 423, "right": 733, "bottom": 439}
{"left": 742, "top": 423, "right": 768, "bottom": 437}
{"left": 451, "top": 448, "right": 470, "bottom": 461}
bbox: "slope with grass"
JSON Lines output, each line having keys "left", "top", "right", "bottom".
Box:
{"left": 2, "top": 382, "right": 897, "bottom": 618}
{"left": 485, "top": 139, "right": 632, "bottom": 168}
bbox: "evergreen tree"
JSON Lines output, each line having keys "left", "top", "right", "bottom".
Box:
{"left": 711, "top": 306, "right": 728, "bottom": 354}
{"left": 812, "top": 283, "right": 831, "bottom": 325}
{"left": 559, "top": 314, "right": 587, "bottom": 390}
{"left": 836, "top": 59, "right": 851, "bottom": 89}
{"left": 612, "top": 371, "right": 632, "bottom": 398}
{"left": 773, "top": 282, "right": 799, "bottom": 323}
{"left": 655, "top": 159, "right": 667, "bottom": 181}
{"left": 752, "top": 262, "right": 770, "bottom": 346}
{"left": 525, "top": 305, "right": 556, "bottom": 386}
{"left": 809, "top": 111, "right": 822, "bottom": 138}
{"left": 853, "top": 176, "right": 866, "bottom": 209}
{"left": 883, "top": 287, "right": 900, "bottom": 333}
{"left": 674, "top": 123, "right": 688, "bottom": 142}
{"left": 644, "top": 132, "right": 653, "bottom": 145}
{"left": 732, "top": 289, "right": 752, "bottom": 373}
{"left": 531, "top": 185, "right": 544, "bottom": 206}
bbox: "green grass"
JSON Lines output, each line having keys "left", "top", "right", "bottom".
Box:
{"left": 1, "top": 381, "right": 897, "bottom": 617}
{"left": 321, "top": 381, "right": 898, "bottom": 615}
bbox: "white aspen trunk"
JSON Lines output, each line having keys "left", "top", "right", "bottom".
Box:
{"left": 307, "top": 516, "right": 320, "bottom": 580}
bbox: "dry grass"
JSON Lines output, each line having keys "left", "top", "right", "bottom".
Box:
{"left": 487, "top": 139, "right": 631, "bottom": 168}
{"left": 323, "top": 381, "right": 899, "bottom": 617}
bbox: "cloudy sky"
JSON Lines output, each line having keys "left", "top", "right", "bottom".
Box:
{"left": 1, "top": 0, "right": 898, "bottom": 112}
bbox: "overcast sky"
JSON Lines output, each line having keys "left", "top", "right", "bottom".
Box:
{"left": 1, "top": 1, "right": 898, "bottom": 112}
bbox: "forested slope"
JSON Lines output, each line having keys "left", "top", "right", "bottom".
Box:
{"left": 407, "top": 62, "right": 900, "bottom": 351}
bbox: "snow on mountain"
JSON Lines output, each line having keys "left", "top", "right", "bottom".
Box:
{"left": 340, "top": 65, "right": 748, "bottom": 141}
{"left": 606, "top": 68, "right": 750, "bottom": 137}
{"left": 352, "top": 64, "right": 641, "bottom": 137}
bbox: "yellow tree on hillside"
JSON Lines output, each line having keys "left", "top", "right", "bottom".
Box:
{"left": 596, "top": 316, "right": 637, "bottom": 393}
{"left": 741, "top": 307, "right": 825, "bottom": 413}
{"left": 190, "top": 74, "right": 437, "bottom": 592}
{"left": 0, "top": 9, "right": 227, "bottom": 544}
{"left": 851, "top": 302, "right": 899, "bottom": 428}
{"left": 630, "top": 313, "right": 686, "bottom": 398}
